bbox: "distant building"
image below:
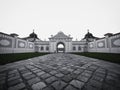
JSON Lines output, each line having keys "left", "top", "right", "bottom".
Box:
{"left": 0, "top": 30, "right": 120, "bottom": 54}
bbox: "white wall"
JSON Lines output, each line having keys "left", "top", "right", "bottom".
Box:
{"left": 0, "top": 33, "right": 34, "bottom": 54}
{"left": 88, "top": 34, "right": 120, "bottom": 53}
{"left": 0, "top": 32, "right": 120, "bottom": 54}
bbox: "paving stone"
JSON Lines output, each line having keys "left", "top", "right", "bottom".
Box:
{"left": 26, "top": 65, "right": 34, "bottom": 69}
{"left": 8, "top": 70, "right": 18, "bottom": 74}
{"left": 88, "top": 65, "right": 98, "bottom": 70}
{"left": 28, "top": 77, "right": 41, "bottom": 85}
{"left": 44, "top": 68, "right": 52, "bottom": 73}
{"left": 84, "top": 70, "right": 93, "bottom": 74}
{"left": 82, "top": 84, "right": 101, "bottom": 90}
{"left": 8, "top": 78, "right": 22, "bottom": 87}
{"left": 73, "top": 70, "right": 82, "bottom": 75}
{"left": 0, "top": 74, "right": 6, "bottom": 85}
{"left": 23, "top": 74, "right": 36, "bottom": 80}
{"left": 0, "top": 73, "right": 6, "bottom": 78}
{"left": 95, "top": 68, "right": 106, "bottom": 74}
{"left": 87, "top": 79, "right": 102, "bottom": 88}
{"left": 1, "top": 53, "right": 120, "bottom": 90}
{"left": 8, "top": 83, "right": 25, "bottom": 90}
{"left": 62, "top": 75, "right": 73, "bottom": 83}
{"left": 81, "top": 64, "right": 91, "bottom": 69}
{"left": 33, "top": 69, "right": 41, "bottom": 73}
{"left": 8, "top": 75, "right": 20, "bottom": 81}
{"left": 0, "top": 79, "right": 5, "bottom": 85}
{"left": 70, "top": 80, "right": 85, "bottom": 89}
{"left": 49, "top": 71, "right": 58, "bottom": 75}
{"left": 70, "top": 73, "right": 78, "bottom": 79}
{"left": 22, "top": 88, "right": 28, "bottom": 90}
{"left": 8, "top": 74, "right": 14, "bottom": 78}
{"left": 102, "top": 83, "right": 120, "bottom": 90}
{"left": 108, "top": 72, "right": 120, "bottom": 78}
{"left": 31, "top": 68, "right": 38, "bottom": 71}
{"left": 55, "top": 73, "right": 64, "bottom": 78}
{"left": 19, "top": 69, "right": 29, "bottom": 74}
{"left": 105, "top": 76, "right": 117, "bottom": 86}
{"left": 51, "top": 64, "right": 59, "bottom": 68}
{"left": 87, "top": 68, "right": 96, "bottom": 71}
{"left": 41, "top": 73, "right": 51, "bottom": 79}
{"left": 18, "top": 67, "right": 26, "bottom": 71}
{"left": 77, "top": 75, "right": 90, "bottom": 82}
{"left": 51, "top": 80, "right": 67, "bottom": 90}
{"left": 81, "top": 72, "right": 92, "bottom": 78}
{"left": 36, "top": 71, "right": 45, "bottom": 76}
{"left": 45, "top": 76, "right": 57, "bottom": 84}
{"left": 60, "top": 69, "right": 70, "bottom": 75}
{"left": 64, "top": 85, "right": 78, "bottom": 90}
{"left": 8, "top": 72, "right": 20, "bottom": 78}
{"left": 106, "top": 74, "right": 117, "bottom": 80}
{"left": 73, "top": 69, "right": 84, "bottom": 74}
{"left": 32, "top": 82, "right": 46, "bottom": 90}
{"left": 70, "top": 66, "right": 78, "bottom": 70}
{"left": 43, "top": 86, "right": 54, "bottom": 90}
{"left": 22, "top": 72, "right": 32, "bottom": 77}
{"left": 67, "top": 68, "right": 74, "bottom": 72}
{"left": 94, "top": 72, "right": 105, "bottom": 78}
{"left": 61, "top": 67, "right": 67, "bottom": 70}
{"left": 91, "top": 75, "right": 104, "bottom": 82}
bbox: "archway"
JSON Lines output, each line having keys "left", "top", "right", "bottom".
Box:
{"left": 56, "top": 42, "right": 65, "bottom": 53}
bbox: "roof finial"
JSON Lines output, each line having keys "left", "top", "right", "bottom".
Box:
{"left": 33, "top": 29, "right": 34, "bottom": 33}
{"left": 87, "top": 29, "right": 89, "bottom": 33}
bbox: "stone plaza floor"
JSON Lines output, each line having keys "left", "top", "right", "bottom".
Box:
{"left": 0, "top": 53, "right": 120, "bottom": 90}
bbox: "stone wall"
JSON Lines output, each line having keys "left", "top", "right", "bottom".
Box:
{"left": 34, "top": 41, "right": 50, "bottom": 53}
{"left": 0, "top": 32, "right": 34, "bottom": 54}
{"left": 72, "top": 41, "right": 87, "bottom": 52}
{"left": 0, "top": 32, "right": 120, "bottom": 54}
{"left": 88, "top": 33, "right": 120, "bottom": 53}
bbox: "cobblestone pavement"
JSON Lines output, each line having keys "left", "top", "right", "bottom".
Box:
{"left": 0, "top": 53, "right": 120, "bottom": 90}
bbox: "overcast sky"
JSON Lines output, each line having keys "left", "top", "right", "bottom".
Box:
{"left": 0, "top": 0, "right": 120, "bottom": 40}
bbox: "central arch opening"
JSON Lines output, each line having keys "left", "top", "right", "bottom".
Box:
{"left": 57, "top": 42, "right": 65, "bottom": 53}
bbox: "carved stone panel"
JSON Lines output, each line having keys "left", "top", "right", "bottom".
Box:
{"left": 0, "top": 38, "right": 12, "bottom": 47}
{"left": 89, "top": 43, "right": 94, "bottom": 48}
{"left": 29, "top": 43, "right": 34, "bottom": 49}
{"left": 97, "top": 41, "right": 105, "bottom": 48}
{"left": 111, "top": 38, "right": 120, "bottom": 47}
{"left": 18, "top": 41, "right": 26, "bottom": 48}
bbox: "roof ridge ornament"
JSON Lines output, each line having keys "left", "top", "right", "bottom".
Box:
{"left": 87, "top": 29, "right": 89, "bottom": 33}
{"left": 33, "top": 29, "right": 35, "bottom": 33}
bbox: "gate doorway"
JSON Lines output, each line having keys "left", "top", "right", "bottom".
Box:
{"left": 56, "top": 42, "right": 65, "bottom": 53}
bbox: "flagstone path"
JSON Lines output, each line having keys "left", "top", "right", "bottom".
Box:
{"left": 0, "top": 53, "right": 120, "bottom": 90}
